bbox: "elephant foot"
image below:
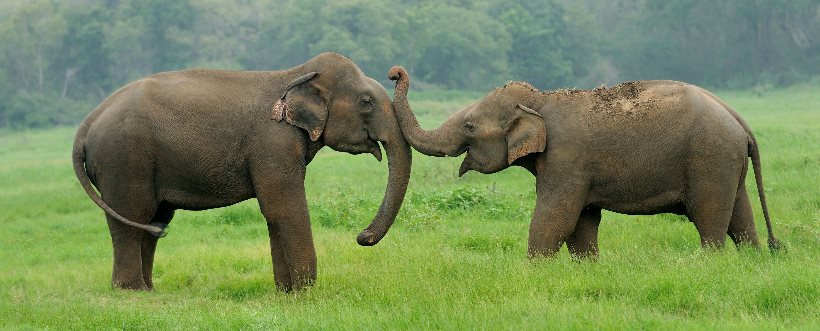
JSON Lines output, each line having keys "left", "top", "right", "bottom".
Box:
{"left": 143, "top": 278, "right": 155, "bottom": 291}
{"left": 527, "top": 247, "right": 560, "bottom": 260}
{"left": 112, "top": 279, "right": 152, "bottom": 291}
{"left": 283, "top": 284, "right": 313, "bottom": 293}
{"left": 273, "top": 273, "right": 316, "bottom": 293}
{"left": 569, "top": 252, "right": 599, "bottom": 262}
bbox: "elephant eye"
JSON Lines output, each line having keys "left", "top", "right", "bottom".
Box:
{"left": 360, "top": 95, "right": 373, "bottom": 105}
{"left": 463, "top": 122, "right": 476, "bottom": 134}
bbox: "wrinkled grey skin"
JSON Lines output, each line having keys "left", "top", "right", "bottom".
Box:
{"left": 72, "top": 53, "right": 411, "bottom": 291}
{"left": 388, "top": 66, "right": 780, "bottom": 259}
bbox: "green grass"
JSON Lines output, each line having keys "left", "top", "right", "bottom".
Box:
{"left": 1, "top": 85, "right": 818, "bottom": 329}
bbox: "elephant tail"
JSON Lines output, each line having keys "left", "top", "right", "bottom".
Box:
{"left": 702, "top": 89, "right": 781, "bottom": 251}
{"left": 72, "top": 119, "right": 168, "bottom": 238}
{"left": 746, "top": 132, "right": 781, "bottom": 251}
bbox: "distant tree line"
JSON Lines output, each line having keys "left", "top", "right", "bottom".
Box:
{"left": 0, "top": 0, "right": 817, "bottom": 128}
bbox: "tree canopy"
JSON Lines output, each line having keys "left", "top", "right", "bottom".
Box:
{"left": 0, "top": 0, "right": 817, "bottom": 128}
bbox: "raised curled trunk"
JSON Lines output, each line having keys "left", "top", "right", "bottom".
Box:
{"left": 356, "top": 118, "right": 412, "bottom": 246}
{"left": 388, "top": 66, "right": 465, "bottom": 157}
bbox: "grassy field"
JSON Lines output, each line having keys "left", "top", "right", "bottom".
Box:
{"left": 1, "top": 85, "right": 818, "bottom": 329}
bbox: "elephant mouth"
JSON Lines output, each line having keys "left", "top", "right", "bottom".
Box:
{"left": 333, "top": 136, "right": 382, "bottom": 161}
{"left": 458, "top": 152, "right": 505, "bottom": 177}
{"left": 449, "top": 144, "right": 469, "bottom": 157}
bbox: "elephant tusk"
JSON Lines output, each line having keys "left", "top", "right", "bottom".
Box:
{"left": 458, "top": 158, "right": 470, "bottom": 177}
{"left": 370, "top": 144, "right": 383, "bottom": 162}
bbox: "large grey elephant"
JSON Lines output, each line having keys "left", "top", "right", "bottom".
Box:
{"left": 387, "top": 66, "right": 781, "bottom": 259}
{"left": 72, "top": 53, "right": 410, "bottom": 291}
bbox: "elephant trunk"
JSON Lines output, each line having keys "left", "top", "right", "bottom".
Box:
{"left": 388, "top": 66, "right": 465, "bottom": 157}
{"left": 356, "top": 118, "right": 412, "bottom": 246}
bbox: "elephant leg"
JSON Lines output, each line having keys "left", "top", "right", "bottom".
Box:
{"left": 528, "top": 156, "right": 590, "bottom": 259}
{"left": 106, "top": 214, "right": 149, "bottom": 290}
{"left": 266, "top": 221, "right": 293, "bottom": 291}
{"left": 727, "top": 185, "right": 760, "bottom": 248}
{"left": 141, "top": 204, "right": 175, "bottom": 289}
{"left": 528, "top": 187, "right": 588, "bottom": 259}
{"left": 566, "top": 207, "right": 602, "bottom": 259}
{"left": 685, "top": 181, "right": 738, "bottom": 249}
{"left": 273, "top": 203, "right": 316, "bottom": 291}
{"left": 101, "top": 185, "right": 157, "bottom": 291}
{"left": 253, "top": 165, "right": 316, "bottom": 292}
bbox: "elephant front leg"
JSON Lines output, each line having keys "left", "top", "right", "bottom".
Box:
{"left": 528, "top": 210, "right": 582, "bottom": 259}
{"left": 254, "top": 171, "right": 317, "bottom": 292}
{"left": 527, "top": 194, "right": 587, "bottom": 259}
{"left": 266, "top": 221, "right": 293, "bottom": 290}
{"left": 265, "top": 207, "right": 317, "bottom": 291}
{"left": 528, "top": 172, "right": 589, "bottom": 259}
{"left": 566, "top": 207, "right": 602, "bottom": 259}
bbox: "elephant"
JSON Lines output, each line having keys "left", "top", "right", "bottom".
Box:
{"left": 387, "top": 66, "right": 781, "bottom": 259}
{"left": 72, "top": 52, "right": 411, "bottom": 291}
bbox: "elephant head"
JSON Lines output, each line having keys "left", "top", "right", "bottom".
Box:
{"left": 276, "top": 54, "right": 412, "bottom": 246}
{"left": 388, "top": 66, "right": 545, "bottom": 176}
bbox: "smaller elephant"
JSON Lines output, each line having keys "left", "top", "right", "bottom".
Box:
{"left": 388, "top": 66, "right": 781, "bottom": 259}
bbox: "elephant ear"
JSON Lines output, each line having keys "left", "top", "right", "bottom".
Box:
{"left": 506, "top": 104, "right": 546, "bottom": 164}
{"left": 272, "top": 72, "right": 327, "bottom": 141}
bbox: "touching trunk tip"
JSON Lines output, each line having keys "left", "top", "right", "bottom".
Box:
{"left": 356, "top": 230, "right": 380, "bottom": 246}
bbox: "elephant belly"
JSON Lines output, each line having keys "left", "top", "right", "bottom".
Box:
{"left": 160, "top": 188, "right": 254, "bottom": 211}
{"left": 585, "top": 149, "right": 689, "bottom": 215}
{"left": 154, "top": 164, "right": 256, "bottom": 211}
{"left": 587, "top": 185, "right": 685, "bottom": 215}
{"left": 589, "top": 191, "right": 686, "bottom": 215}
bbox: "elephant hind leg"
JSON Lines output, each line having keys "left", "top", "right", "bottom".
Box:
{"left": 727, "top": 186, "right": 760, "bottom": 248}
{"left": 685, "top": 183, "right": 737, "bottom": 249}
{"left": 141, "top": 204, "right": 175, "bottom": 290}
{"left": 106, "top": 204, "right": 157, "bottom": 290}
{"left": 567, "top": 207, "right": 602, "bottom": 260}
{"left": 99, "top": 178, "right": 158, "bottom": 290}
{"left": 106, "top": 214, "right": 149, "bottom": 290}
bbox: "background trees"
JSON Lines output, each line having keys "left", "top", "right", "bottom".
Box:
{"left": 0, "top": 0, "right": 817, "bottom": 128}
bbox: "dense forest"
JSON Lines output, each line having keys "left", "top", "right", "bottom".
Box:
{"left": 0, "top": 0, "right": 817, "bottom": 128}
